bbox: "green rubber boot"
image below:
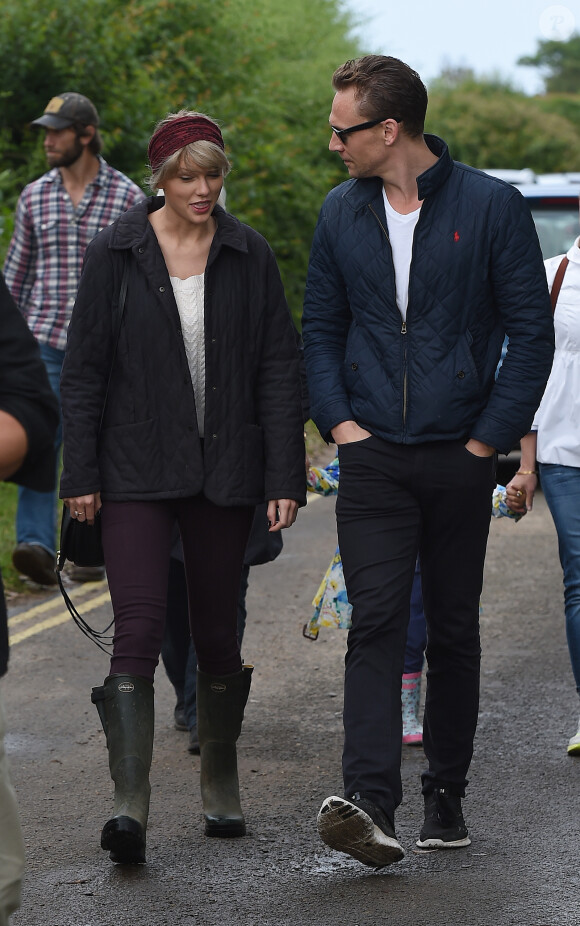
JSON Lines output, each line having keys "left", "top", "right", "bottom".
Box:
{"left": 91, "top": 674, "right": 154, "bottom": 863}
{"left": 197, "top": 665, "right": 253, "bottom": 837}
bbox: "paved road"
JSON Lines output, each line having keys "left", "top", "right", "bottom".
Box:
{"left": 4, "top": 488, "right": 579, "bottom": 926}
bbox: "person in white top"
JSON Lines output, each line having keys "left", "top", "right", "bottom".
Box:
{"left": 507, "top": 231, "right": 580, "bottom": 756}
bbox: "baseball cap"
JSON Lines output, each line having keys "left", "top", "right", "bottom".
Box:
{"left": 31, "top": 92, "right": 99, "bottom": 130}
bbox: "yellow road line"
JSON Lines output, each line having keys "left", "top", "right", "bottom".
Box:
{"left": 7, "top": 582, "right": 107, "bottom": 628}
{"left": 9, "top": 590, "right": 112, "bottom": 645}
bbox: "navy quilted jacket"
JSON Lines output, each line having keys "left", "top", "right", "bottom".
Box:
{"left": 60, "top": 197, "right": 306, "bottom": 507}
{"left": 302, "top": 136, "right": 554, "bottom": 454}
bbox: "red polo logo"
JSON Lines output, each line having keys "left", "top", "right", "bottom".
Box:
{"left": 454, "top": 231, "right": 460, "bottom": 242}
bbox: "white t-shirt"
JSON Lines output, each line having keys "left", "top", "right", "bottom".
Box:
{"left": 170, "top": 273, "right": 205, "bottom": 437}
{"left": 382, "top": 188, "right": 421, "bottom": 321}
{"left": 533, "top": 237, "right": 580, "bottom": 467}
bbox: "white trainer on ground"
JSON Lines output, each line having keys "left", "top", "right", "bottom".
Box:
{"left": 567, "top": 716, "right": 580, "bottom": 756}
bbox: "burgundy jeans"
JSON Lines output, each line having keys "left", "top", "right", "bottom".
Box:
{"left": 101, "top": 495, "right": 254, "bottom": 681}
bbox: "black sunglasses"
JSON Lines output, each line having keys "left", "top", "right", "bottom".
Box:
{"left": 330, "top": 116, "right": 401, "bottom": 145}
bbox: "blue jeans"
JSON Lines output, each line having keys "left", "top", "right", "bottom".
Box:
{"left": 16, "top": 343, "right": 63, "bottom": 555}
{"left": 405, "top": 558, "right": 427, "bottom": 674}
{"left": 539, "top": 463, "right": 580, "bottom": 695}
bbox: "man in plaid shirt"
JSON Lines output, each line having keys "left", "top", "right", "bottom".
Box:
{"left": 4, "top": 92, "right": 145, "bottom": 586}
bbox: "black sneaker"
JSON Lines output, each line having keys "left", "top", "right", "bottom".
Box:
{"left": 12, "top": 542, "right": 57, "bottom": 586}
{"left": 317, "top": 794, "right": 405, "bottom": 868}
{"left": 174, "top": 703, "right": 188, "bottom": 732}
{"left": 416, "top": 788, "right": 471, "bottom": 849}
{"left": 67, "top": 564, "right": 106, "bottom": 583}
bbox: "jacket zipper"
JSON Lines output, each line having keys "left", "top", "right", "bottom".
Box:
{"left": 401, "top": 320, "right": 407, "bottom": 425}
{"left": 368, "top": 203, "right": 409, "bottom": 431}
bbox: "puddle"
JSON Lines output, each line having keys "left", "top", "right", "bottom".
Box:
{"left": 307, "top": 852, "right": 360, "bottom": 875}
{"left": 5, "top": 731, "right": 52, "bottom": 754}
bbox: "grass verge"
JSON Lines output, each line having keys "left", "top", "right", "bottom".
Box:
{"left": 0, "top": 482, "right": 30, "bottom": 594}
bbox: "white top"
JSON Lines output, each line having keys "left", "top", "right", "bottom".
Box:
{"left": 170, "top": 273, "right": 205, "bottom": 437}
{"left": 383, "top": 189, "right": 421, "bottom": 321}
{"left": 534, "top": 237, "right": 580, "bottom": 466}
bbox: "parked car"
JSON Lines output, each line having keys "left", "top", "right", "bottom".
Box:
{"left": 517, "top": 183, "right": 580, "bottom": 258}
{"left": 483, "top": 171, "right": 579, "bottom": 470}
{"left": 482, "top": 167, "right": 537, "bottom": 186}
{"left": 482, "top": 169, "right": 580, "bottom": 258}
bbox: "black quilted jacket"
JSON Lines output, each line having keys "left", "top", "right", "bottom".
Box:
{"left": 1, "top": 274, "right": 59, "bottom": 676}
{"left": 59, "top": 197, "right": 306, "bottom": 507}
{"left": 0, "top": 275, "right": 59, "bottom": 492}
{"left": 303, "top": 135, "right": 555, "bottom": 454}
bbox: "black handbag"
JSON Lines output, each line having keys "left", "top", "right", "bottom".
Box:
{"left": 57, "top": 505, "right": 104, "bottom": 569}
{"left": 56, "top": 253, "right": 129, "bottom": 651}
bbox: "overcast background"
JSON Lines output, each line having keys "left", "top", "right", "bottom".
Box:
{"left": 344, "top": 0, "right": 580, "bottom": 93}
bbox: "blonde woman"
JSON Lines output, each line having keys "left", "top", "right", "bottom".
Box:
{"left": 60, "top": 112, "right": 305, "bottom": 863}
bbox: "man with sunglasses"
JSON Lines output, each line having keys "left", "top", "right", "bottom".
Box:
{"left": 302, "top": 54, "right": 554, "bottom": 867}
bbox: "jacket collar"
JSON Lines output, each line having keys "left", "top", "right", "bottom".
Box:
{"left": 340, "top": 134, "right": 453, "bottom": 212}
{"left": 108, "top": 196, "right": 249, "bottom": 253}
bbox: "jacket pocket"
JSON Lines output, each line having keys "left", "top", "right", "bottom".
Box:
{"left": 99, "top": 418, "right": 163, "bottom": 493}
{"left": 453, "top": 332, "right": 480, "bottom": 389}
{"left": 343, "top": 323, "right": 397, "bottom": 411}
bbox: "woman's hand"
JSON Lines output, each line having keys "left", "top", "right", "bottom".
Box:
{"left": 64, "top": 492, "right": 102, "bottom": 526}
{"left": 506, "top": 473, "right": 537, "bottom": 512}
{"left": 267, "top": 498, "right": 299, "bottom": 531}
{"left": 506, "top": 432, "right": 538, "bottom": 512}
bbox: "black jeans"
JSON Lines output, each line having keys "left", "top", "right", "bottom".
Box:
{"left": 336, "top": 436, "right": 495, "bottom": 819}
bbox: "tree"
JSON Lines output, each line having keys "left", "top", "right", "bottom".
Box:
{"left": 0, "top": 0, "right": 360, "bottom": 320}
{"left": 519, "top": 34, "right": 580, "bottom": 94}
{"left": 427, "top": 78, "right": 580, "bottom": 172}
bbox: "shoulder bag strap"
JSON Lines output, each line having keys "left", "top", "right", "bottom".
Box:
{"left": 550, "top": 255, "right": 569, "bottom": 314}
{"left": 56, "top": 251, "right": 130, "bottom": 651}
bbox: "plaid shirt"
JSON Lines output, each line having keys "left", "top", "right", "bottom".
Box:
{"left": 3, "top": 156, "right": 145, "bottom": 350}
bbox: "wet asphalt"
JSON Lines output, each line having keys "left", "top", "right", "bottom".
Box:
{"left": 3, "top": 477, "right": 579, "bottom": 926}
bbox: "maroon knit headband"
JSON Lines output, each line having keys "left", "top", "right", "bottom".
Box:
{"left": 148, "top": 115, "right": 225, "bottom": 171}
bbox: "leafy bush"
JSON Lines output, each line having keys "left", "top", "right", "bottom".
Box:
{"left": 0, "top": 0, "right": 359, "bottom": 321}
{"left": 427, "top": 79, "right": 580, "bottom": 172}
